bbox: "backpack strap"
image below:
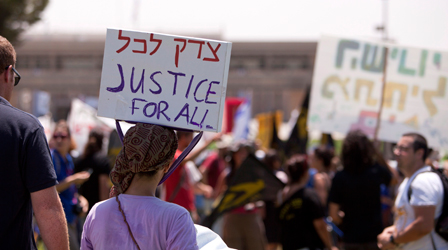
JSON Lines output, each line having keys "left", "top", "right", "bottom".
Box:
{"left": 407, "top": 167, "right": 448, "bottom": 244}
{"left": 407, "top": 169, "right": 431, "bottom": 202}
{"left": 430, "top": 232, "right": 436, "bottom": 250}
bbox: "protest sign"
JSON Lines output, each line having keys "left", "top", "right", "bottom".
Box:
{"left": 98, "top": 28, "right": 232, "bottom": 132}
{"left": 308, "top": 36, "right": 448, "bottom": 149}
{"left": 67, "top": 99, "right": 113, "bottom": 155}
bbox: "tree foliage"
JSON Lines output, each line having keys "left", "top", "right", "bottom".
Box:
{"left": 0, "top": 0, "right": 49, "bottom": 44}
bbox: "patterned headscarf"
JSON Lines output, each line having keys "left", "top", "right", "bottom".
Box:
{"left": 109, "top": 123, "right": 178, "bottom": 197}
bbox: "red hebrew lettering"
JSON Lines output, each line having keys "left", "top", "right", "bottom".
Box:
{"left": 116, "top": 30, "right": 131, "bottom": 53}
{"left": 149, "top": 33, "right": 162, "bottom": 55}
{"left": 188, "top": 40, "right": 205, "bottom": 59}
{"left": 175, "top": 45, "right": 180, "bottom": 68}
{"left": 203, "top": 42, "right": 221, "bottom": 62}
{"left": 174, "top": 38, "right": 187, "bottom": 52}
{"left": 174, "top": 38, "right": 187, "bottom": 68}
{"left": 132, "top": 38, "right": 147, "bottom": 54}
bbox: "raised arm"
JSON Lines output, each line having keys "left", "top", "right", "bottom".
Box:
{"left": 181, "top": 133, "right": 222, "bottom": 164}
{"left": 55, "top": 171, "right": 90, "bottom": 193}
{"left": 31, "top": 186, "right": 69, "bottom": 250}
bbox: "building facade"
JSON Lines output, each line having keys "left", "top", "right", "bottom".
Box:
{"left": 11, "top": 35, "right": 316, "bottom": 121}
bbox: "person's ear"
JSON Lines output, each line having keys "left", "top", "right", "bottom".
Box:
{"left": 415, "top": 148, "right": 424, "bottom": 160}
{"left": 163, "top": 163, "right": 172, "bottom": 173}
{"left": 2, "top": 66, "right": 11, "bottom": 84}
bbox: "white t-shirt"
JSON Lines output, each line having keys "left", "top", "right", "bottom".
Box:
{"left": 195, "top": 224, "right": 235, "bottom": 250}
{"left": 394, "top": 166, "right": 448, "bottom": 250}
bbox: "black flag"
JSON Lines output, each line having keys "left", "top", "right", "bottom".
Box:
{"left": 270, "top": 112, "right": 284, "bottom": 151}
{"left": 285, "top": 88, "right": 310, "bottom": 157}
{"left": 320, "top": 133, "right": 335, "bottom": 149}
{"left": 201, "top": 154, "right": 285, "bottom": 228}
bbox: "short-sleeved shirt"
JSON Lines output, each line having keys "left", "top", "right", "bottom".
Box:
{"left": 278, "top": 188, "right": 326, "bottom": 250}
{"left": 74, "top": 152, "right": 111, "bottom": 211}
{"left": 81, "top": 194, "right": 198, "bottom": 250}
{"left": 163, "top": 150, "right": 195, "bottom": 211}
{"left": 0, "top": 96, "right": 58, "bottom": 249}
{"left": 328, "top": 163, "right": 392, "bottom": 243}
{"left": 394, "top": 166, "right": 448, "bottom": 250}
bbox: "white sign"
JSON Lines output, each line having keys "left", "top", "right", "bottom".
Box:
{"left": 309, "top": 36, "right": 448, "bottom": 149}
{"left": 68, "top": 99, "right": 113, "bottom": 155}
{"left": 98, "top": 28, "right": 232, "bottom": 132}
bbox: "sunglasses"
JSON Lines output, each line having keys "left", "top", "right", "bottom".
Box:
{"left": 393, "top": 145, "right": 412, "bottom": 153}
{"left": 4, "top": 66, "right": 21, "bottom": 86}
{"left": 53, "top": 134, "right": 68, "bottom": 139}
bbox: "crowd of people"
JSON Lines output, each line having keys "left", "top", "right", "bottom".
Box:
{"left": 2, "top": 33, "right": 448, "bottom": 250}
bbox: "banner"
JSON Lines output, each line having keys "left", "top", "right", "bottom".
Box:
{"left": 232, "top": 98, "right": 251, "bottom": 140}
{"left": 202, "top": 154, "right": 285, "bottom": 228}
{"left": 67, "top": 99, "right": 113, "bottom": 155}
{"left": 256, "top": 111, "right": 283, "bottom": 150}
{"left": 223, "top": 97, "right": 244, "bottom": 133}
{"left": 308, "top": 36, "right": 448, "bottom": 149}
{"left": 98, "top": 29, "right": 232, "bottom": 132}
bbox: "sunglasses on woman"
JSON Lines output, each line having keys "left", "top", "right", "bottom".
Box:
{"left": 53, "top": 134, "right": 68, "bottom": 139}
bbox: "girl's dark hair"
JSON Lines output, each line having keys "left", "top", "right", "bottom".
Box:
{"left": 341, "top": 130, "right": 375, "bottom": 174}
{"left": 314, "top": 146, "right": 334, "bottom": 170}
{"left": 263, "top": 149, "right": 280, "bottom": 171}
{"left": 286, "top": 154, "right": 309, "bottom": 184}
{"left": 82, "top": 127, "right": 104, "bottom": 159}
{"left": 225, "top": 149, "right": 240, "bottom": 185}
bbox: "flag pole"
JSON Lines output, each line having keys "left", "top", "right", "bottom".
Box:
{"left": 374, "top": 47, "right": 389, "bottom": 143}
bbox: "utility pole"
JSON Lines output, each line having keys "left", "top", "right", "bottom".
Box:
{"left": 374, "top": 0, "right": 393, "bottom": 160}
{"left": 376, "top": 0, "right": 388, "bottom": 42}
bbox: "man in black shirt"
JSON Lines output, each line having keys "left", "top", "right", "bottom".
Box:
{"left": 0, "top": 35, "right": 69, "bottom": 249}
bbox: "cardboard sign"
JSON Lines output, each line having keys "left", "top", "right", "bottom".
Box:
{"left": 98, "top": 28, "right": 232, "bottom": 132}
{"left": 308, "top": 36, "right": 448, "bottom": 149}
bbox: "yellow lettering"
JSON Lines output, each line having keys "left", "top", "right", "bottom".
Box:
{"left": 217, "top": 179, "right": 265, "bottom": 213}
{"left": 321, "top": 75, "right": 350, "bottom": 100}
{"left": 423, "top": 77, "right": 446, "bottom": 116}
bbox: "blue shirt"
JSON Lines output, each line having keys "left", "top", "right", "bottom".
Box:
{"left": 52, "top": 149, "right": 76, "bottom": 223}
